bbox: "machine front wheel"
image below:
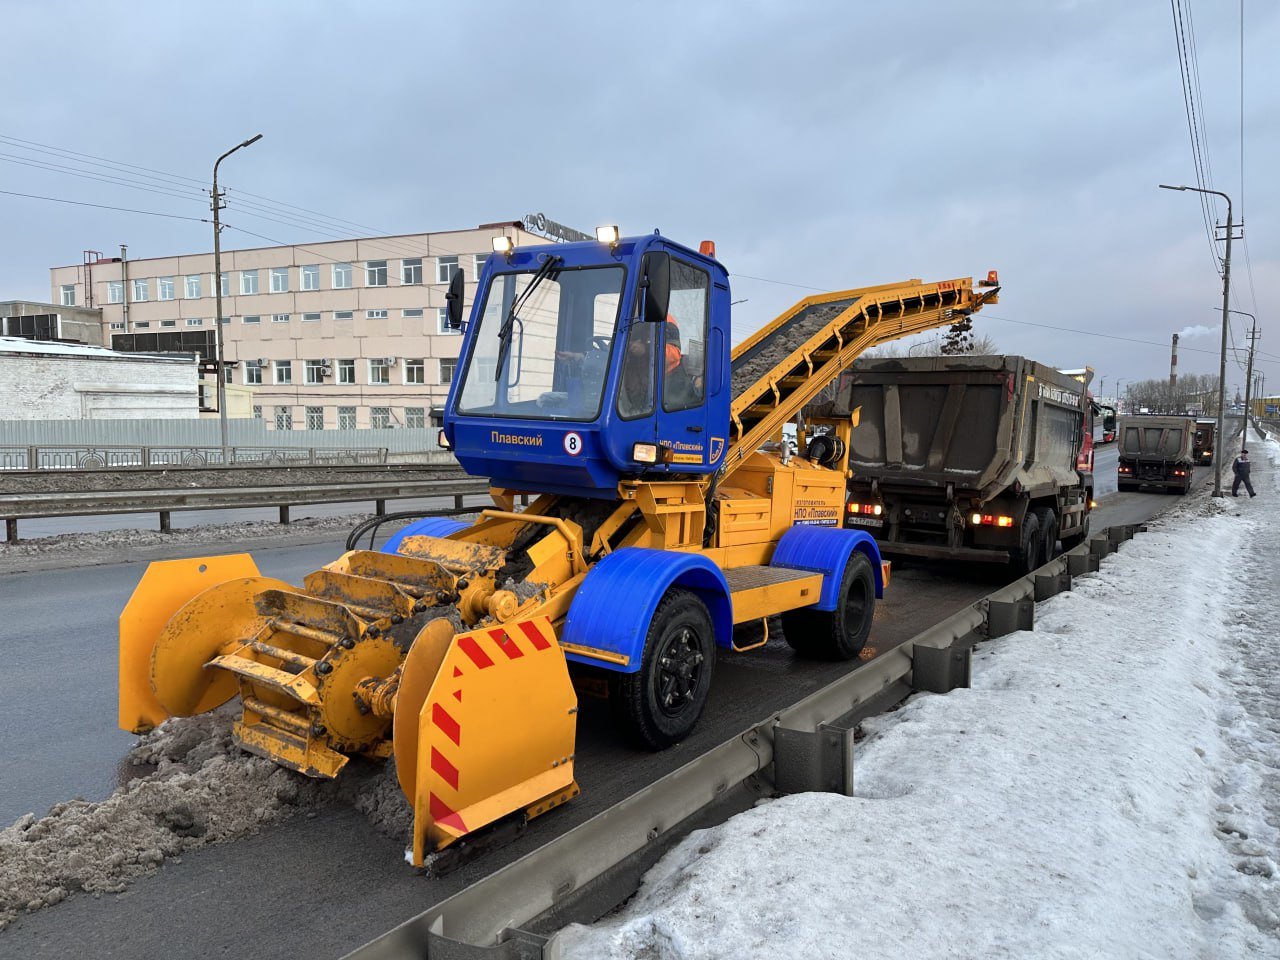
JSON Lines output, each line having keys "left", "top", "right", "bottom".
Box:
{"left": 610, "top": 588, "right": 715, "bottom": 750}
{"left": 781, "top": 552, "right": 875, "bottom": 661}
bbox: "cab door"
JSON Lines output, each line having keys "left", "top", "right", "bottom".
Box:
{"left": 654, "top": 257, "right": 714, "bottom": 471}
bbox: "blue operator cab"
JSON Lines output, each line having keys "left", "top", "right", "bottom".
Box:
{"left": 440, "top": 230, "right": 732, "bottom": 499}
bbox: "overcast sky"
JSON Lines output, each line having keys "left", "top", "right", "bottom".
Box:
{"left": 2, "top": 1, "right": 1275, "bottom": 399}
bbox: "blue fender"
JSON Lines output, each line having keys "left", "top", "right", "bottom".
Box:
{"left": 381, "top": 516, "right": 470, "bottom": 555}
{"left": 771, "top": 526, "right": 884, "bottom": 608}
{"left": 562, "top": 547, "right": 733, "bottom": 674}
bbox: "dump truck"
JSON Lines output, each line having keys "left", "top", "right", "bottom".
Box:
{"left": 1117, "top": 415, "right": 1195, "bottom": 493}
{"left": 119, "top": 229, "right": 997, "bottom": 866}
{"left": 834, "top": 355, "right": 1092, "bottom": 575}
{"left": 1193, "top": 418, "right": 1216, "bottom": 465}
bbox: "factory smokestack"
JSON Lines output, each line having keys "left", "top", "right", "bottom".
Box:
{"left": 1170, "top": 333, "right": 1179, "bottom": 388}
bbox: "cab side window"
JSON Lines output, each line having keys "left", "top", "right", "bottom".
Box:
{"left": 617, "top": 321, "right": 657, "bottom": 419}
{"left": 662, "top": 260, "right": 709, "bottom": 412}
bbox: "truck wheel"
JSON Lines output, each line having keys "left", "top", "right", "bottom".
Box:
{"left": 1034, "top": 508, "right": 1059, "bottom": 564}
{"left": 610, "top": 588, "right": 715, "bottom": 750}
{"left": 781, "top": 552, "right": 875, "bottom": 661}
{"left": 1010, "top": 513, "right": 1040, "bottom": 577}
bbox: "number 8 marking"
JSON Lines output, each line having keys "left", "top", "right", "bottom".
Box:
{"left": 563, "top": 432, "right": 583, "bottom": 456}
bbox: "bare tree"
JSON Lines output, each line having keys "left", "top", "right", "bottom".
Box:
{"left": 1123, "top": 373, "right": 1220, "bottom": 415}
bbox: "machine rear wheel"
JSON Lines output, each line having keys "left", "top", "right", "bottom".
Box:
{"left": 781, "top": 552, "right": 875, "bottom": 661}
{"left": 610, "top": 588, "right": 714, "bottom": 750}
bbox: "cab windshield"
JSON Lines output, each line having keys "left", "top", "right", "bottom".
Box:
{"left": 456, "top": 264, "right": 625, "bottom": 421}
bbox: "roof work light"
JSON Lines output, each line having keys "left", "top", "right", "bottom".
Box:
{"left": 596, "top": 225, "right": 620, "bottom": 246}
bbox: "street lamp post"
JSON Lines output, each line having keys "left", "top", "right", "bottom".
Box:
{"left": 212, "top": 133, "right": 264, "bottom": 458}
{"left": 1226, "top": 309, "right": 1257, "bottom": 452}
{"left": 1115, "top": 379, "right": 1128, "bottom": 414}
{"left": 1160, "top": 184, "right": 1234, "bottom": 496}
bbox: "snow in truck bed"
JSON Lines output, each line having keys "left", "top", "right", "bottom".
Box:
{"left": 561, "top": 437, "right": 1280, "bottom": 959}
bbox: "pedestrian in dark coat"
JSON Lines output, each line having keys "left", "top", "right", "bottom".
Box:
{"left": 1232, "top": 450, "right": 1257, "bottom": 498}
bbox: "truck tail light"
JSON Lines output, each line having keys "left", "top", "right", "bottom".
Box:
{"left": 970, "top": 513, "right": 1014, "bottom": 527}
{"left": 847, "top": 502, "right": 883, "bottom": 516}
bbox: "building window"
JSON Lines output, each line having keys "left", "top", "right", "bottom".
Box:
{"left": 109, "top": 321, "right": 125, "bottom": 330}
{"left": 366, "top": 260, "right": 388, "bottom": 287}
{"left": 158, "top": 277, "right": 175, "bottom": 300}
{"left": 185, "top": 275, "right": 201, "bottom": 299}
{"left": 368, "top": 358, "right": 391, "bottom": 385}
{"left": 401, "top": 258, "right": 423, "bottom": 285}
{"left": 219, "top": 316, "right": 230, "bottom": 324}
{"left": 186, "top": 318, "right": 203, "bottom": 326}
{"left": 439, "top": 358, "right": 457, "bottom": 384}
{"left": 60, "top": 284, "right": 76, "bottom": 306}
{"left": 334, "top": 310, "right": 354, "bottom": 321}
{"left": 107, "top": 281, "right": 123, "bottom": 304}
{"left": 404, "top": 358, "right": 425, "bottom": 385}
{"left": 252, "top": 404, "right": 263, "bottom": 420}
{"left": 243, "top": 315, "right": 261, "bottom": 324}
{"left": 370, "top": 406, "right": 391, "bottom": 429}
{"left": 272, "top": 313, "right": 290, "bottom": 323}
{"left": 337, "top": 358, "right": 356, "bottom": 384}
{"left": 473, "top": 253, "right": 488, "bottom": 278}
{"left": 402, "top": 308, "right": 424, "bottom": 318}
{"left": 132, "top": 278, "right": 149, "bottom": 301}
{"left": 405, "top": 407, "right": 425, "bottom": 429}
{"left": 306, "top": 406, "right": 324, "bottom": 430}
{"left": 274, "top": 360, "right": 293, "bottom": 384}
{"left": 246, "top": 362, "right": 263, "bottom": 385}
{"left": 274, "top": 406, "right": 293, "bottom": 430}
{"left": 332, "top": 263, "right": 352, "bottom": 289}
{"left": 305, "top": 359, "right": 328, "bottom": 384}
{"left": 224, "top": 365, "right": 234, "bottom": 383}
{"left": 240, "top": 270, "right": 259, "bottom": 295}
{"left": 338, "top": 406, "right": 356, "bottom": 430}
{"left": 366, "top": 309, "right": 388, "bottom": 319}
{"left": 134, "top": 321, "right": 150, "bottom": 329}
{"left": 270, "top": 267, "right": 289, "bottom": 293}
{"left": 437, "top": 307, "right": 460, "bottom": 335}
{"left": 160, "top": 319, "right": 177, "bottom": 328}
{"left": 435, "top": 256, "right": 459, "bottom": 284}
{"left": 300, "top": 264, "right": 320, "bottom": 290}
{"left": 302, "top": 312, "right": 321, "bottom": 322}
{"left": 220, "top": 273, "right": 230, "bottom": 297}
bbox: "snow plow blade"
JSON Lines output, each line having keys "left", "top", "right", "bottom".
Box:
{"left": 401, "top": 616, "right": 579, "bottom": 866}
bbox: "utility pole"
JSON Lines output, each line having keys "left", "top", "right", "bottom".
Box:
{"left": 119, "top": 244, "right": 129, "bottom": 334}
{"left": 1160, "top": 184, "right": 1234, "bottom": 497}
{"left": 212, "top": 133, "right": 263, "bottom": 458}
{"left": 1227, "top": 309, "right": 1257, "bottom": 452}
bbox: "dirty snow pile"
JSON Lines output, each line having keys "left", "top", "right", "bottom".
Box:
{"left": 561, "top": 439, "right": 1280, "bottom": 959}
{"left": 0, "top": 708, "right": 407, "bottom": 931}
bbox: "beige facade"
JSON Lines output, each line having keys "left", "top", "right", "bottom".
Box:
{"left": 49, "top": 222, "right": 542, "bottom": 430}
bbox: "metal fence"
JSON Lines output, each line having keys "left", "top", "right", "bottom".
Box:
{"left": 0, "top": 419, "right": 449, "bottom": 467}
{"left": 0, "top": 444, "right": 389, "bottom": 470}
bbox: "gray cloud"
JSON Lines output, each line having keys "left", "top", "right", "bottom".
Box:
{"left": 1, "top": 0, "right": 1275, "bottom": 395}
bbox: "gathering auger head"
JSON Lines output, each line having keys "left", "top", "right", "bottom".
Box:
{"left": 119, "top": 537, "right": 579, "bottom": 866}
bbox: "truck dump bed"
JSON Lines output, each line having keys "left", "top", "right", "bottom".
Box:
{"left": 835, "top": 355, "right": 1086, "bottom": 501}
{"left": 1118, "top": 416, "right": 1195, "bottom": 463}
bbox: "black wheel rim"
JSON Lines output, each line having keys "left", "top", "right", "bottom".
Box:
{"left": 842, "top": 575, "right": 869, "bottom": 640}
{"left": 655, "top": 626, "right": 705, "bottom": 718}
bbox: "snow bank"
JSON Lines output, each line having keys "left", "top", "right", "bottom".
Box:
{"left": 0, "top": 709, "right": 408, "bottom": 931}
{"left": 561, "top": 443, "right": 1280, "bottom": 959}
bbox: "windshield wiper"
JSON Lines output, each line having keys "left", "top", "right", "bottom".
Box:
{"left": 495, "top": 255, "right": 561, "bottom": 380}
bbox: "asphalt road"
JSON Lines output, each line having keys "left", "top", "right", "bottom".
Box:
{"left": 0, "top": 450, "right": 1202, "bottom": 958}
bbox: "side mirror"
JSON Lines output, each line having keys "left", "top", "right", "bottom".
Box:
{"left": 640, "top": 251, "right": 670, "bottom": 324}
{"left": 445, "top": 270, "right": 465, "bottom": 330}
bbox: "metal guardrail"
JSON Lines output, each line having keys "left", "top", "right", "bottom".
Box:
{"left": 344, "top": 523, "right": 1147, "bottom": 960}
{"left": 1, "top": 477, "right": 490, "bottom": 542}
{"left": 0, "top": 444, "right": 390, "bottom": 470}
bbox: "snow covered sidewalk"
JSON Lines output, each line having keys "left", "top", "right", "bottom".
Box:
{"left": 561, "top": 441, "right": 1280, "bottom": 960}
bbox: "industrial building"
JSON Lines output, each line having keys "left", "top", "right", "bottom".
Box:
{"left": 48, "top": 220, "right": 553, "bottom": 430}
{"left": 0, "top": 336, "right": 198, "bottom": 420}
